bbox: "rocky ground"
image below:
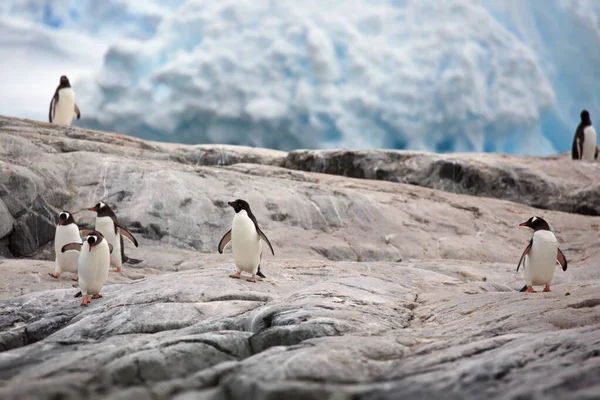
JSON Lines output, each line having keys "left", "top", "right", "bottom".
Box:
{"left": 0, "top": 116, "right": 599, "bottom": 399}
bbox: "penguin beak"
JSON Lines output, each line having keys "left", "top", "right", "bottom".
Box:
{"left": 227, "top": 201, "right": 234, "bottom": 208}
{"left": 519, "top": 222, "right": 528, "bottom": 227}
{"left": 58, "top": 220, "right": 65, "bottom": 226}
{"left": 88, "top": 207, "right": 97, "bottom": 212}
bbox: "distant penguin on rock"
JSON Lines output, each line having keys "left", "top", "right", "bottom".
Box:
{"left": 49, "top": 75, "right": 81, "bottom": 126}
{"left": 87, "top": 202, "right": 140, "bottom": 273}
{"left": 50, "top": 211, "right": 82, "bottom": 279}
{"left": 571, "top": 110, "right": 597, "bottom": 161}
{"left": 517, "top": 216, "right": 567, "bottom": 293}
{"left": 218, "top": 199, "right": 275, "bottom": 282}
{"left": 62, "top": 230, "right": 112, "bottom": 306}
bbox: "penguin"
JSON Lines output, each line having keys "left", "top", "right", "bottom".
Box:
{"left": 87, "top": 202, "right": 140, "bottom": 273}
{"left": 49, "top": 75, "right": 81, "bottom": 126}
{"left": 517, "top": 216, "right": 567, "bottom": 293}
{"left": 218, "top": 199, "right": 275, "bottom": 282}
{"left": 61, "top": 230, "right": 113, "bottom": 306}
{"left": 571, "top": 110, "right": 597, "bottom": 161}
{"left": 49, "top": 211, "right": 82, "bottom": 279}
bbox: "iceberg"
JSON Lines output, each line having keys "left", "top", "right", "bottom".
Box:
{"left": 1, "top": 0, "right": 599, "bottom": 155}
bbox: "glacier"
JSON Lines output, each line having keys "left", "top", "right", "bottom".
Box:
{"left": 1, "top": 0, "right": 600, "bottom": 155}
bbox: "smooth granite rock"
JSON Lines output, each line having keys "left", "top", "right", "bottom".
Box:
{"left": 0, "top": 115, "right": 599, "bottom": 399}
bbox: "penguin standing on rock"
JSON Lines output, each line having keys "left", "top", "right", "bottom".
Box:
{"left": 218, "top": 199, "right": 275, "bottom": 282}
{"left": 49, "top": 75, "right": 81, "bottom": 126}
{"left": 571, "top": 110, "right": 597, "bottom": 161}
{"left": 62, "top": 230, "right": 112, "bottom": 306}
{"left": 517, "top": 216, "right": 567, "bottom": 293}
{"left": 50, "top": 211, "right": 82, "bottom": 279}
{"left": 87, "top": 202, "right": 140, "bottom": 273}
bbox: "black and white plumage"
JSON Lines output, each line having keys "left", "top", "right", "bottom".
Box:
{"left": 50, "top": 211, "right": 81, "bottom": 279}
{"left": 517, "top": 216, "right": 567, "bottom": 293}
{"left": 49, "top": 75, "right": 81, "bottom": 126}
{"left": 87, "top": 202, "right": 140, "bottom": 272}
{"left": 62, "top": 230, "right": 113, "bottom": 306}
{"left": 218, "top": 199, "right": 275, "bottom": 282}
{"left": 571, "top": 110, "right": 597, "bottom": 161}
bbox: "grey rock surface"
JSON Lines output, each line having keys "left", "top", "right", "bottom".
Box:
{"left": 286, "top": 149, "right": 600, "bottom": 216}
{"left": 0, "top": 115, "right": 599, "bottom": 399}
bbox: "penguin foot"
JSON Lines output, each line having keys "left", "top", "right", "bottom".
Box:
{"left": 246, "top": 277, "right": 257, "bottom": 283}
{"left": 526, "top": 286, "right": 537, "bottom": 293}
{"left": 114, "top": 267, "right": 121, "bottom": 273}
{"left": 48, "top": 273, "right": 60, "bottom": 279}
{"left": 92, "top": 293, "right": 102, "bottom": 299}
{"left": 71, "top": 278, "right": 78, "bottom": 282}
{"left": 80, "top": 296, "right": 91, "bottom": 306}
{"left": 543, "top": 285, "right": 551, "bottom": 292}
{"left": 229, "top": 271, "right": 241, "bottom": 279}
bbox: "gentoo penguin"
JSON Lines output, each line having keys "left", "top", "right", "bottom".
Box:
{"left": 517, "top": 216, "right": 567, "bottom": 293}
{"left": 62, "top": 230, "right": 112, "bottom": 306}
{"left": 49, "top": 75, "right": 81, "bottom": 126}
{"left": 87, "top": 202, "right": 140, "bottom": 273}
{"left": 49, "top": 211, "right": 82, "bottom": 279}
{"left": 571, "top": 110, "right": 597, "bottom": 161}
{"left": 218, "top": 199, "right": 275, "bottom": 282}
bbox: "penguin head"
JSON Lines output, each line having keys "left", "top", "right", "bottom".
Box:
{"left": 581, "top": 110, "right": 591, "bottom": 124}
{"left": 58, "top": 211, "right": 75, "bottom": 226}
{"left": 89, "top": 202, "right": 110, "bottom": 213}
{"left": 86, "top": 231, "right": 104, "bottom": 249}
{"left": 58, "top": 75, "right": 71, "bottom": 88}
{"left": 519, "top": 216, "right": 551, "bottom": 232}
{"left": 228, "top": 199, "right": 251, "bottom": 214}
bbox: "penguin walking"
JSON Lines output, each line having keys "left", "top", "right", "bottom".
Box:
{"left": 49, "top": 75, "right": 81, "bottom": 126}
{"left": 517, "top": 216, "right": 567, "bottom": 293}
{"left": 218, "top": 199, "right": 275, "bottom": 282}
{"left": 49, "top": 211, "right": 82, "bottom": 280}
{"left": 571, "top": 110, "right": 597, "bottom": 161}
{"left": 61, "top": 230, "right": 113, "bottom": 306}
{"left": 87, "top": 202, "right": 140, "bottom": 273}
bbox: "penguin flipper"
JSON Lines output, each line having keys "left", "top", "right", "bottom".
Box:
{"left": 61, "top": 243, "right": 82, "bottom": 253}
{"left": 257, "top": 228, "right": 275, "bottom": 256}
{"left": 74, "top": 291, "right": 82, "bottom": 298}
{"left": 519, "top": 285, "right": 528, "bottom": 292}
{"left": 557, "top": 248, "right": 568, "bottom": 271}
{"left": 516, "top": 239, "right": 532, "bottom": 272}
{"left": 49, "top": 93, "right": 57, "bottom": 123}
{"left": 218, "top": 229, "right": 232, "bottom": 254}
{"left": 118, "top": 226, "right": 139, "bottom": 247}
{"left": 108, "top": 244, "right": 114, "bottom": 254}
{"left": 74, "top": 103, "right": 81, "bottom": 119}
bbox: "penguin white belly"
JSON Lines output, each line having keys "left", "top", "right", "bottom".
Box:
{"left": 78, "top": 242, "right": 110, "bottom": 296}
{"left": 231, "top": 212, "right": 262, "bottom": 274}
{"left": 53, "top": 88, "right": 76, "bottom": 126}
{"left": 524, "top": 231, "right": 558, "bottom": 286}
{"left": 54, "top": 224, "right": 82, "bottom": 274}
{"left": 95, "top": 216, "right": 121, "bottom": 268}
{"left": 582, "top": 126, "right": 597, "bottom": 161}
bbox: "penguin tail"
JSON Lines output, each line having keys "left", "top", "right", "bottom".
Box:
{"left": 257, "top": 268, "right": 266, "bottom": 279}
{"left": 519, "top": 285, "right": 528, "bottom": 292}
{"left": 124, "top": 257, "right": 143, "bottom": 265}
{"left": 74, "top": 291, "right": 82, "bottom": 298}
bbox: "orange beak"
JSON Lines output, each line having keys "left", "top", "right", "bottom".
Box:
{"left": 88, "top": 207, "right": 97, "bottom": 212}
{"left": 519, "top": 222, "right": 528, "bottom": 227}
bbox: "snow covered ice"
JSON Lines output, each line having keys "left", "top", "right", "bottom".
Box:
{"left": 1, "top": 0, "right": 599, "bottom": 155}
